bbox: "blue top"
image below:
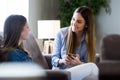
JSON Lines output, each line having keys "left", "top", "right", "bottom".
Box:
{"left": 7, "top": 47, "right": 33, "bottom": 62}
{"left": 51, "top": 27, "right": 88, "bottom": 69}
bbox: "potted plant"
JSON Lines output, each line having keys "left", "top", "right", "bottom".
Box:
{"left": 58, "top": 0, "right": 111, "bottom": 28}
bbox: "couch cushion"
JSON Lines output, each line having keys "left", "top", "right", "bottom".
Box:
{"left": 101, "top": 34, "right": 120, "bottom": 61}
{"left": 46, "top": 70, "right": 71, "bottom": 80}
{"left": 23, "top": 32, "right": 49, "bottom": 69}
{"left": 98, "top": 61, "right": 120, "bottom": 80}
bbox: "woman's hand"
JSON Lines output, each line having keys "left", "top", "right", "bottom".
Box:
{"left": 58, "top": 54, "right": 83, "bottom": 66}
{"left": 58, "top": 55, "right": 72, "bottom": 66}
{"left": 65, "top": 55, "right": 72, "bottom": 65}
{"left": 66, "top": 54, "right": 83, "bottom": 65}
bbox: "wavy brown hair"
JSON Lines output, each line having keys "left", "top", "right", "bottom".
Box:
{"left": 66, "top": 6, "right": 96, "bottom": 62}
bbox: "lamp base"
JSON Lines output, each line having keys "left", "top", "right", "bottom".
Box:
{"left": 43, "top": 40, "right": 54, "bottom": 54}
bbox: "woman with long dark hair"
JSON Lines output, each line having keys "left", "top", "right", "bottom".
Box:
{"left": 52, "top": 6, "right": 98, "bottom": 80}
{"left": 0, "top": 15, "right": 32, "bottom": 62}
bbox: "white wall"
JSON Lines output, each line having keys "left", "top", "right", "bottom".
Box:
{"left": 29, "top": 0, "right": 59, "bottom": 50}
{"left": 29, "top": 0, "right": 59, "bottom": 38}
{"left": 96, "top": 0, "right": 120, "bottom": 52}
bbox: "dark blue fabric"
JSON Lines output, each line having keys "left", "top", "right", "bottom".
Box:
{"left": 7, "top": 48, "right": 33, "bottom": 62}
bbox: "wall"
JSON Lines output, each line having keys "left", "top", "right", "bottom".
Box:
{"left": 29, "top": 0, "right": 59, "bottom": 37}
{"left": 29, "top": 0, "right": 59, "bottom": 51}
{"left": 96, "top": 0, "right": 120, "bottom": 52}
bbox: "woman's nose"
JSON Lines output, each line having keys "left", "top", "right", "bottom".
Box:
{"left": 73, "top": 21, "right": 77, "bottom": 26}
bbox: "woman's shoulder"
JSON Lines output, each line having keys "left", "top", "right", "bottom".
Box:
{"left": 8, "top": 49, "right": 29, "bottom": 57}
{"left": 60, "top": 27, "right": 69, "bottom": 32}
{"left": 8, "top": 49, "right": 22, "bottom": 58}
{"left": 7, "top": 49, "right": 30, "bottom": 61}
{"left": 57, "top": 27, "right": 69, "bottom": 37}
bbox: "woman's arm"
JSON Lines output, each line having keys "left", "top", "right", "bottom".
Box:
{"left": 51, "top": 30, "right": 63, "bottom": 67}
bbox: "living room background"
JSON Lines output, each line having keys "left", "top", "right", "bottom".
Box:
{"left": 1, "top": 0, "right": 120, "bottom": 53}
{"left": 29, "top": 0, "right": 120, "bottom": 53}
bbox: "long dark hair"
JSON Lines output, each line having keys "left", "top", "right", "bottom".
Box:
{"left": 4, "top": 15, "right": 27, "bottom": 48}
{"left": 0, "top": 15, "right": 27, "bottom": 61}
{"left": 66, "top": 6, "right": 96, "bottom": 62}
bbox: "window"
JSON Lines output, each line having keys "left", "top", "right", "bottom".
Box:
{"left": 0, "top": 0, "right": 29, "bottom": 32}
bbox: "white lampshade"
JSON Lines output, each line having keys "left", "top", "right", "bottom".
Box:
{"left": 38, "top": 20, "right": 60, "bottom": 39}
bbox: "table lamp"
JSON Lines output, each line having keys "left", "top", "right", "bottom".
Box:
{"left": 38, "top": 20, "right": 60, "bottom": 54}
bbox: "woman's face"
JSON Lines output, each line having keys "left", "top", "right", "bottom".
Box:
{"left": 20, "top": 22, "right": 30, "bottom": 40}
{"left": 71, "top": 12, "right": 86, "bottom": 33}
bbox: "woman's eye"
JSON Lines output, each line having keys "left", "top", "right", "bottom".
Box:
{"left": 77, "top": 21, "right": 81, "bottom": 23}
{"left": 77, "top": 20, "right": 84, "bottom": 23}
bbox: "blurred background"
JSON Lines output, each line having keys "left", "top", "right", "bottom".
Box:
{"left": 0, "top": 0, "right": 120, "bottom": 54}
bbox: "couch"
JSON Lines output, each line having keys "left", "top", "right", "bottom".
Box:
{"left": 23, "top": 32, "right": 71, "bottom": 80}
{"left": 98, "top": 34, "right": 120, "bottom": 80}
{"left": 23, "top": 32, "right": 103, "bottom": 80}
